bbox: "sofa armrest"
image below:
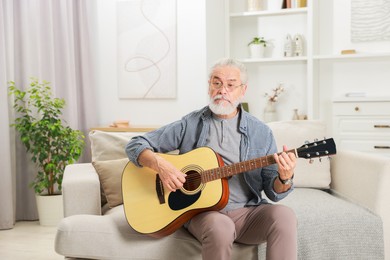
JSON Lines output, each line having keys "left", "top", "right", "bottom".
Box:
{"left": 330, "top": 150, "right": 390, "bottom": 214}
{"left": 330, "top": 150, "right": 390, "bottom": 258}
{"left": 62, "top": 163, "right": 102, "bottom": 217}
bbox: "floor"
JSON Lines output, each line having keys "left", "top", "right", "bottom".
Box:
{"left": 0, "top": 221, "right": 64, "bottom": 260}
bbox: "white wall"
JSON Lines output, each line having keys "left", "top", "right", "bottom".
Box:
{"left": 332, "top": 0, "right": 390, "bottom": 54}
{"left": 95, "top": 0, "right": 209, "bottom": 127}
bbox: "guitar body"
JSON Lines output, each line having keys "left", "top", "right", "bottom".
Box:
{"left": 122, "top": 147, "right": 228, "bottom": 238}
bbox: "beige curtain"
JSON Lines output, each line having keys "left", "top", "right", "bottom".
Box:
{"left": 0, "top": 0, "right": 98, "bottom": 229}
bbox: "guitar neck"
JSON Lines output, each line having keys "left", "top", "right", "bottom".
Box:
{"left": 201, "top": 148, "right": 297, "bottom": 183}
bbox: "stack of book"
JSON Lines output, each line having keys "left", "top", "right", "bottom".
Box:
{"left": 283, "top": 0, "right": 307, "bottom": 9}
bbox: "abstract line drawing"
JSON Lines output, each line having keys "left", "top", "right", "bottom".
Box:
{"left": 117, "top": 0, "right": 177, "bottom": 99}
{"left": 351, "top": 0, "right": 390, "bottom": 42}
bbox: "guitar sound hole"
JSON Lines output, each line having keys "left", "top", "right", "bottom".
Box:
{"left": 183, "top": 170, "right": 202, "bottom": 192}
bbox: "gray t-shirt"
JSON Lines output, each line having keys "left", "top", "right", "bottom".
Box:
{"left": 205, "top": 113, "right": 252, "bottom": 212}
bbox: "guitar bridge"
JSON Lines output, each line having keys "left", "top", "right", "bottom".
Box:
{"left": 156, "top": 174, "right": 165, "bottom": 204}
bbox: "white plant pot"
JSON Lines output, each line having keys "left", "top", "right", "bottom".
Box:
{"left": 249, "top": 44, "right": 265, "bottom": 59}
{"left": 263, "top": 45, "right": 275, "bottom": 58}
{"left": 35, "top": 194, "right": 64, "bottom": 226}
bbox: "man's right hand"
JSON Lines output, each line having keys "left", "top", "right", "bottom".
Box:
{"left": 138, "top": 149, "right": 187, "bottom": 192}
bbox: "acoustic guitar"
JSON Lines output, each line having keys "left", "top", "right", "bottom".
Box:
{"left": 122, "top": 138, "right": 336, "bottom": 238}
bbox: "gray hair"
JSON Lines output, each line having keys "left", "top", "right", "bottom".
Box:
{"left": 209, "top": 58, "right": 248, "bottom": 84}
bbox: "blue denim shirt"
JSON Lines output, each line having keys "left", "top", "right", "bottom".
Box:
{"left": 125, "top": 106, "right": 293, "bottom": 205}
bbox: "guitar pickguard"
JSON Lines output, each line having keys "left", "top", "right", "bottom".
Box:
{"left": 168, "top": 190, "right": 201, "bottom": 211}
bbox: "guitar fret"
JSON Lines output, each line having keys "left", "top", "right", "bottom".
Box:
{"left": 245, "top": 162, "right": 249, "bottom": 171}
{"left": 249, "top": 160, "right": 254, "bottom": 170}
{"left": 241, "top": 163, "right": 245, "bottom": 172}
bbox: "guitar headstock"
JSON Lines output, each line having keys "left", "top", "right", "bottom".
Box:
{"left": 297, "top": 138, "right": 336, "bottom": 160}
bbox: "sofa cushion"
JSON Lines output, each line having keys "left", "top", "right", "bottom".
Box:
{"left": 276, "top": 188, "right": 384, "bottom": 259}
{"left": 89, "top": 130, "right": 144, "bottom": 161}
{"left": 92, "top": 158, "right": 129, "bottom": 208}
{"left": 267, "top": 120, "right": 331, "bottom": 189}
{"left": 55, "top": 205, "right": 258, "bottom": 260}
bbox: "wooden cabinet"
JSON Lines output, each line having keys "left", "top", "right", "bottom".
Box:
{"left": 333, "top": 98, "right": 390, "bottom": 157}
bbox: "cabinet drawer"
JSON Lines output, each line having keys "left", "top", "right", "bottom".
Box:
{"left": 339, "top": 140, "right": 390, "bottom": 155}
{"left": 333, "top": 102, "right": 390, "bottom": 116}
{"left": 337, "top": 118, "right": 390, "bottom": 134}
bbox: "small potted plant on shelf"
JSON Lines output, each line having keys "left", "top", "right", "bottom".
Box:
{"left": 8, "top": 77, "right": 85, "bottom": 226}
{"left": 248, "top": 37, "right": 268, "bottom": 58}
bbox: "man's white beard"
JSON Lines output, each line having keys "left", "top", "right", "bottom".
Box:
{"left": 209, "top": 95, "right": 240, "bottom": 116}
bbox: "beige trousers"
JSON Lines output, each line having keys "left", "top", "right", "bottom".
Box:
{"left": 187, "top": 204, "right": 297, "bottom": 260}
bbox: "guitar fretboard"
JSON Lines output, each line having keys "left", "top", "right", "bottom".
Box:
{"left": 200, "top": 150, "right": 293, "bottom": 183}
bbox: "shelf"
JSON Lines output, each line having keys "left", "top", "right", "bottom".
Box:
{"left": 90, "top": 126, "right": 158, "bottom": 132}
{"left": 313, "top": 52, "right": 390, "bottom": 60}
{"left": 239, "top": 56, "right": 307, "bottom": 63}
{"left": 230, "top": 7, "right": 307, "bottom": 18}
{"left": 333, "top": 97, "right": 390, "bottom": 103}
{"left": 240, "top": 53, "right": 390, "bottom": 63}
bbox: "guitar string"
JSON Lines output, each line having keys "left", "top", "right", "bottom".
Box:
{"left": 164, "top": 144, "right": 332, "bottom": 185}
{"left": 170, "top": 145, "right": 331, "bottom": 187}
{"left": 181, "top": 156, "right": 272, "bottom": 184}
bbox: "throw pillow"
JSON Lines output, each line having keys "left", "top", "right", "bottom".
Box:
{"left": 89, "top": 130, "right": 145, "bottom": 161}
{"left": 92, "top": 158, "right": 129, "bottom": 208}
{"left": 267, "top": 120, "right": 332, "bottom": 189}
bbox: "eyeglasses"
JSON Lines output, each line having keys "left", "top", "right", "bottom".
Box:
{"left": 210, "top": 80, "right": 244, "bottom": 92}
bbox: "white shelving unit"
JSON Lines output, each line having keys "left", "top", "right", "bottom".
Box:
{"left": 226, "top": 0, "right": 312, "bottom": 122}
{"left": 224, "top": 0, "right": 390, "bottom": 136}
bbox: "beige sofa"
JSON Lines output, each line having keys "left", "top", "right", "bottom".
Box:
{"left": 55, "top": 120, "right": 388, "bottom": 259}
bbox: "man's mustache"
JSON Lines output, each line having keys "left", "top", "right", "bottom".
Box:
{"left": 213, "top": 95, "right": 231, "bottom": 103}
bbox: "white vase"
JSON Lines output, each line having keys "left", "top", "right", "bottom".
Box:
{"left": 35, "top": 194, "right": 64, "bottom": 226}
{"left": 264, "top": 101, "right": 278, "bottom": 122}
{"left": 247, "top": 0, "right": 263, "bottom": 12}
{"left": 267, "top": 0, "right": 284, "bottom": 11}
{"left": 284, "top": 34, "right": 294, "bottom": 57}
{"left": 249, "top": 44, "right": 265, "bottom": 59}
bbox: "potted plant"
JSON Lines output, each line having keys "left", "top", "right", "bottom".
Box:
{"left": 248, "top": 37, "right": 268, "bottom": 58}
{"left": 8, "top": 77, "right": 85, "bottom": 225}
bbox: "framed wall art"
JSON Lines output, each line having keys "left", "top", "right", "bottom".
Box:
{"left": 117, "top": 0, "right": 177, "bottom": 99}
{"left": 351, "top": 0, "right": 390, "bottom": 42}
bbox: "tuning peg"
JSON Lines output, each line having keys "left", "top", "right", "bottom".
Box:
{"left": 314, "top": 138, "right": 318, "bottom": 142}
{"left": 309, "top": 158, "right": 314, "bottom": 164}
{"left": 319, "top": 157, "right": 322, "bottom": 162}
{"left": 304, "top": 140, "right": 310, "bottom": 144}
